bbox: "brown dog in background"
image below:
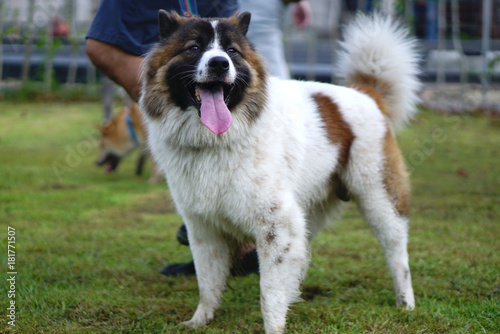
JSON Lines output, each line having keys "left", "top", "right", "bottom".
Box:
{"left": 95, "top": 102, "right": 161, "bottom": 183}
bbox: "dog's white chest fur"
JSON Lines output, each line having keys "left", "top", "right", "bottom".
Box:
{"left": 148, "top": 78, "right": 344, "bottom": 238}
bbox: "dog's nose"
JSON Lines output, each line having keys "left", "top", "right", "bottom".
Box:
{"left": 208, "top": 56, "right": 230, "bottom": 76}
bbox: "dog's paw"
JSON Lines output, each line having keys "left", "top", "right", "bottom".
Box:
{"left": 179, "top": 308, "right": 213, "bottom": 329}
{"left": 396, "top": 295, "right": 415, "bottom": 310}
{"left": 402, "top": 300, "right": 415, "bottom": 311}
{"left": 179, "top": 320, "right": 205, "bottom": 329}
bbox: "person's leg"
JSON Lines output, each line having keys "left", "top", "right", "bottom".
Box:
{"left": 239, "top": 0, "right": 289, "bottom": 79}
{"left": 159, "top": 224, "right": 259, "bottom": 276}
{"left": 86, "top": 38, "right": 143, "bottom": 102}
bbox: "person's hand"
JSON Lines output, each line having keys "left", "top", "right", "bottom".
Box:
{"left": 291, "top": 1, "right": 312, "bottom": 30}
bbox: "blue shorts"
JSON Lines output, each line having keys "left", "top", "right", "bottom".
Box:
{"left": 86, "top": 0, "right": 239, "bottom": 56}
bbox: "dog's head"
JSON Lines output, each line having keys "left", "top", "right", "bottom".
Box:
{"left": 141, "top": 11, "right": 267, "bottom": 135}
{"left": 95, "top": 105, "right": 141, "bottom": 172}
{"left": 95, "top": 121, "right": 123, "bottom": 173}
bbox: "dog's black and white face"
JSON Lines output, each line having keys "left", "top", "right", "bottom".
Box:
{"left": 141, "top": 11, "right": 267, "bottom": 135}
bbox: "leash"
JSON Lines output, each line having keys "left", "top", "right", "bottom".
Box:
{"left": 178, "top": 0, "right": 198, "bottom": 17}
{"left": 125, "top": 115, "right": 139, "bottom": 146}
{"left": 124, "top": 105, "right": 139, "bottom": 146}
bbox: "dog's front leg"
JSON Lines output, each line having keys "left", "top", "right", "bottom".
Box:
{"left": 181, "top": 221, "right": 233, "bottom": 328}
{"left": 257, "top": 206, "right": 310, "bottom": 334}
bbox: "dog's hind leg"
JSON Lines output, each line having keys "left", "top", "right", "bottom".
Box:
{"left": 256, "top": 199, "right": 310, "bottom": 334}
{"left": 181, "top": 220, "right": 235, "bottom": 328}
{"left": 356, "top": 193, "right": 415, "bottom": 309}
{"left": 344, "top": 132, "right": 415, "bottom": 309}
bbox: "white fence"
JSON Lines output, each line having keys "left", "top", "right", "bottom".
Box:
{"left": 1, "top": 0, "right": 499, "bottom": 108}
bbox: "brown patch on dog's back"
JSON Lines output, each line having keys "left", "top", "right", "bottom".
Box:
{"left": 313, "top": 93, "right": 354, "bottom": 168}
{"left": 383, "top": 129, "right": 410, "bottom": 217}
{"left": 348, "top": 72, "right": 396, "bottom": 117}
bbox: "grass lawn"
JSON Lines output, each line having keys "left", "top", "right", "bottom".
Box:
{"left": 0, "top": 101, "right": 498, "bottom": 333}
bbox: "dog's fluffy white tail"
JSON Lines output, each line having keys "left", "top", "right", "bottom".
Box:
{"left": 337, "top": 13, "right": 421, "bottom": 129}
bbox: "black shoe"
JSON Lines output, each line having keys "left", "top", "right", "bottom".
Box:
{"left": 159, "top": 261, "right": 196, "bottom": 276}
{"left": 231, "top": 249, "right": 259, "bottom": 276}
{"left": 176, "top": 224, "right": 189, "bottom": 246}
{"left": 159, "top": 249, "right": 259, "bottom": 277}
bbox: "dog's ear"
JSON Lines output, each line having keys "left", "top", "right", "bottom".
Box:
{"left": 97, "top": 123, "right": 114, "bottom": 135}
{"left": 238, "top": 12, "right": 251, "bottom": 36}
{"left": 230, "top": 11, "right": 251, "bottom": 36}
{"left": 158, "top": 10, "right": 184, "bottom": 39}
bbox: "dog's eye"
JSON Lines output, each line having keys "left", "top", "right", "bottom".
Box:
{"left": 188, "top": 45, "right": 200, "bottom": 52}
{"left": 227, "top": 48, "right": 238, "bottom": 54}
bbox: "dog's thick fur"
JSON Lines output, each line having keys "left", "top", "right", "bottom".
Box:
{"left": 140, "top": 11, "right": 420, "bottom": 333}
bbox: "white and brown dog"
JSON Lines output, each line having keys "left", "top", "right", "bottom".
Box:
{"left": 140, "top": 10, "right": 420, "bottom": 333}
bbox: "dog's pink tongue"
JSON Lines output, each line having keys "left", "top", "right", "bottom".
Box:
{"left": 198, "top": 86, "right": 232, "bottom": 135}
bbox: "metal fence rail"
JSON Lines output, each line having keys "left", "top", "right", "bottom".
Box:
{"left": 1, "top": 0, "right": 499, "bottom": 108}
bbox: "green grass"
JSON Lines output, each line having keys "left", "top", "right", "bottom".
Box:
{"left": 0, "top": 101, "right": 499, "bottom": 333}
{"left": 0, "top": 82, "right": 103, "bottom": 103}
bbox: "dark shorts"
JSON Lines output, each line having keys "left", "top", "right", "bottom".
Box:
{"left": 86, "top": 0, "right": 239, "bottom": 56}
